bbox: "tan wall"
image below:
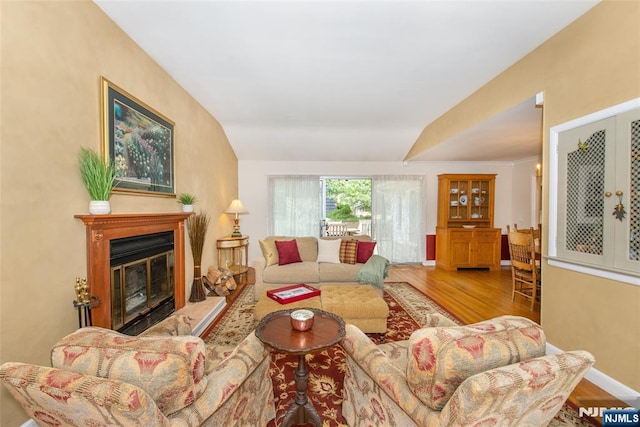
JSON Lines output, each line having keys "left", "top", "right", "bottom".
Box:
{"left": 0, "top": 1, "right": 239, "bottom": 424}
{"left": 407, "top": 0, "right": 640, "bottom": 391}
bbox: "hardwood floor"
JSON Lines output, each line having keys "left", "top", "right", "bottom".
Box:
{"left": 386, "top": 264, "right": 624, "bottom": 425}
{"left": 387, "top": 264, "right": 539, "bottom": 324}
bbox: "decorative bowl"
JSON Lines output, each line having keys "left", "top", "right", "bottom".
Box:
{"left": 462, "top": 225, "right": 476, "bottom": 229}
{"left": 290, "top": 309, "right": 315, "bottom": 331}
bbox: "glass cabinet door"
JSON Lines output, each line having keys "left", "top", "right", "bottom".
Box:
{"left": 448, "top": 180, "right": 469, "bottom": 219}
{"left": 470, "top": 180, "right": 490, "bottom": 220}
{"left": 439, "top": 174, "right": 495, "bottom": 229}
{"left": 447, "top": 178, "right": 493, "bottom": 222}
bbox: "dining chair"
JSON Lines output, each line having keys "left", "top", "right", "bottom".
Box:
{"left": 326, "top": 223, "right": 348, "bottom": 236}
{"left": 508, "top": 224, "right": 541, "bottom": 259}
{"left": 510, "top": 223, "right": 533, "bottom": 233}
{"left": 533, "top": 223, "right": 542, "bottom": 253}
{"left": 507, "top": 230, "right": 540, "bottom": 310}
{"left": 506, "top": 224, "right": 529, "bottom": 233}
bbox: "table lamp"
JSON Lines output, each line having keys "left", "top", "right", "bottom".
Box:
{"left": 225, "top": 199, "right": 248, "bottom": 237}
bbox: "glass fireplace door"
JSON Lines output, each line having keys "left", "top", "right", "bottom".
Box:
{"left": 110, "top": 250, "right": 174, "bottom": 331}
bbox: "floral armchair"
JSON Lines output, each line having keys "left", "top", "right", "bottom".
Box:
{"left": 0, "top": 315, "right": 276, "bottom": 426}
{"left": 342, "top": 315, "right": 595, "bottom": 427}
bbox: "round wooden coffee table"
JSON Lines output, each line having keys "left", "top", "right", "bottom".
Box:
{"left": 256, "top": 308, "right": 345, "bottom": 427}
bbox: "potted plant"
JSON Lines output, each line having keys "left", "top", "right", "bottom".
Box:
{"left": 177, "top": 192, "right": 197, "bottom": 212}
{"left": 78, "top": 147, "right": 116, "bottom": 215}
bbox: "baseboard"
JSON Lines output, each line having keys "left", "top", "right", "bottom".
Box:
{"left": 501, "top": 260, "right": 511, "bottom": 266}
{"left": 546, "top": 342, "right": 640, "bottom": 407}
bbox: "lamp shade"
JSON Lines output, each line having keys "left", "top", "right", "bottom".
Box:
{"left": 225, "top": 199, "right": 248, "bottom": 215}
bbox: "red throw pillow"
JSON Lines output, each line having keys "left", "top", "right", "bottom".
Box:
{"left": 356, "top": 241, "right": 377, "bottom": 263}
{"left": 275, "top": 239, "right": 303, "bottom": 265}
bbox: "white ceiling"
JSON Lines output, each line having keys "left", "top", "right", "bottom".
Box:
{"left": 95, "top": 0, "right": 598, "bottom": 163}
{"left": 410, "top": 96, "right": 543, "bottom": 162}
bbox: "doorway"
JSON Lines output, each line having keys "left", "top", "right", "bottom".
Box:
{"left": 321, "top": 178, "right": 372, "bottom": 237}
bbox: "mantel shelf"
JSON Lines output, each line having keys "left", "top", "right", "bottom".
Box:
{"left": 75, "top": 212, "right": 193, "bottom": 227}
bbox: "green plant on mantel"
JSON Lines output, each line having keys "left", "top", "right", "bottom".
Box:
{"left": 78, "top": 147, "right": 116, "bottom": 201}
{"left": 177, "top": 192, "right": 198, "bottom": 205}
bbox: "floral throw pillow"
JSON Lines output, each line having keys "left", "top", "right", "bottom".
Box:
{"left": 50, "top": 327, "right": 208, "bottom": 416}
{"left": 406, "top": 315, "right": 545, "bottom": 410}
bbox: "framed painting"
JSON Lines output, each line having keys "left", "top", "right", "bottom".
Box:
{"left": 100, "top": 77, "right": 175, "bottom": 196}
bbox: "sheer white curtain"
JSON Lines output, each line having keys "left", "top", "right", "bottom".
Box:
{"left": 371, "top": 175, "right": 425, "bottom": 263}
{"left": 268, "top": 175, "right": 321, "bottom": 236}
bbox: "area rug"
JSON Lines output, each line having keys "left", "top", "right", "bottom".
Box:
{"left": 203, "top": 283, "right": 598, "bottom": 427}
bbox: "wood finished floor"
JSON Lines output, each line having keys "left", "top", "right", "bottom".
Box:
{"left": 386, "top": 264, "right": 624, "bottom": 425}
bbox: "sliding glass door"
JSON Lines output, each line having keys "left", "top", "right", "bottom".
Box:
{"left": 268, "top": 174, "right": 425, "bottom": 263}
{"left": 372, "top": 176, "right": 425, "bottom": 263}
{"left": 322, "top": 177, "right": 372, "bottom": 237}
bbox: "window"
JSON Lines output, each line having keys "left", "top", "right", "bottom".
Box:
{"left": 267, "top": 175, "right": 321, "bottom": 236}
{"left": 549, "top": 99, "right": 640, "bottom": 285}
{"left": 268, "top": 175, "right": 426, "bottom": 263}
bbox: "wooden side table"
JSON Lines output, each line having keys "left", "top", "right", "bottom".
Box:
{"left": 216, "top": 235, "right": 249, "bottom": 303}
{"left": 256, "top": 309, "right": 345, "bottom": 427}
{"left": 216, "top": 235, "right": 249, "bottom": 275}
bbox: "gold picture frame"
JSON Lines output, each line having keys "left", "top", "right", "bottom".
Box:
{"left": 100, "top": 77, "right": 175, "bottom": 196}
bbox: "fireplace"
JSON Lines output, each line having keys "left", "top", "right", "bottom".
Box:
{"left": 76, "top": 213, "right": 191, "bottom": 332}
{"left": 110, "top": 231, "right": 175, "bottom": 335}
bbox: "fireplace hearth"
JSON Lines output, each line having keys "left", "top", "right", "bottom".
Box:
{"left": 76, "top": 213, "right": 191, "bottom": 332}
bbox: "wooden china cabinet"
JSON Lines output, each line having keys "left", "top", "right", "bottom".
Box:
{"left": 435, "top": 174, "right": 501, "bottom": 270}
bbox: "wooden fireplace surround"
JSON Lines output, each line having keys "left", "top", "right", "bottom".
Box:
{"left": 75, "top": 213, "right": 192, "bottom": 329}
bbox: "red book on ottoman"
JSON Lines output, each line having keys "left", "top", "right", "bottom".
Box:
{"left": 267, "top": 284, "right": 321, "bottom": 304}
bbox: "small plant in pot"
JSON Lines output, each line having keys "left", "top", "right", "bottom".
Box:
{"left": 177, "top": 193, "right": 197, "bottom": 212}
{"left": 78, "top": 147, "right": 116, "bottom": 215}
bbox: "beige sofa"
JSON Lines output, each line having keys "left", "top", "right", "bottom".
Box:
{"left": 252, "top": 235, "right": 378, "bottom": 302}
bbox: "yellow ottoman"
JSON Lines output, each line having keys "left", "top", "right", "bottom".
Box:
{"left": 321, "top": 285, "right": 388, "bottom": 333}
{"left": 254, "top": 295, "right": 322, "bottom": 321}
